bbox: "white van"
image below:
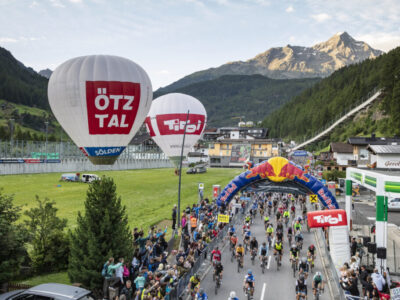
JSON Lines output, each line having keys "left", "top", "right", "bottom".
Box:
{"left": 81, "top": 174, "right": 100, "bottom": 183}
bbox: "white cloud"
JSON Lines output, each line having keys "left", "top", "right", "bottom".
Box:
{"left": 250, "top": 0, "right": 270, "bottom": 6}
{"left": 0, "top": 37, "right": 18, "bottom": 43}
{"left": 29, "top": 1, "right": 39, "bottom": 8}
{"left": 156, "top": 70, "right": 171, "bottom": 75}
{"left": 357, "top": 32, "right": 400, "bottom": 52}
{"left": 311, "top": 13, "right": 331, "bottom": 23}
{"left": 286, "top": 5, "right": 294, "bottom": 13}
{"left": 68, "top": 0, "right": 82, "bottom": 2}
{"left": 49, "top": 0, "right": 65, "bottom": 8}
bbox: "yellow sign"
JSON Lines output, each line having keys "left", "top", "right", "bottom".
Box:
{"left": 217, "top": 214, "right": 230, "bottom": 223}
{"left": 310, "top": 194, "right": 318, "bottom": 203}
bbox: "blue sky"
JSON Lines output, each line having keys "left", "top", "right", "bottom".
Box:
{"left": 1, "top": 0, "right": 400, "bottom": 89}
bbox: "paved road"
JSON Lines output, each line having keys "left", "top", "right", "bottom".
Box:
{"left": 354, "top": 200, "right": 400, "bottom": 226}
{"left": 201, "top": 203, "right": 333, "bottom": 300}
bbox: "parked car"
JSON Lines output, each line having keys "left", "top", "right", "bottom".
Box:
{"left": 81, "top": 174, "right": 100, "bottom": 183}
{"left": 388, "top": 198, "right": 400, "bottom": 212}
{"left": 60, "top": 173, "right": 80, "bottom": 182}
{"left": 0, "top": 283, "right": 92, "bottom": 300}
{"left": 186, "top": 167, "right": 197, "bottom": 174}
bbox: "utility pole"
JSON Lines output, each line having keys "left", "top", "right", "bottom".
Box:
{"left": 177, "top": 110, "right": 190, "bottom": 229}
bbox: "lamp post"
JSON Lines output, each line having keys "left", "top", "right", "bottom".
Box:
{"left": 177, "top": 110, "right": 190, "bottom": 229}
{"left": 9, "top": 118, "right": 14, "bottom": 156}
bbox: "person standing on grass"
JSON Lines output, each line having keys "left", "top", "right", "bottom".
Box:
{"left": 102, "top": 257, "right": 124, "bottom": 300}
{"left": 172, "top": 205, "right": 177, "bottom": 230}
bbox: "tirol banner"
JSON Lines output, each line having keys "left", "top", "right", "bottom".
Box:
{"left": 307, "top": 209, "right": 348, "bottom": 228}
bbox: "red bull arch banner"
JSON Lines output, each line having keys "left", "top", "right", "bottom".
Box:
{"left": 217, "top": 157, "right": 339, "bottom": 209}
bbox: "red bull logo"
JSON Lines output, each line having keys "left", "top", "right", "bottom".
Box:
{"left": 245, "top": 157, "right": 309, "bottom": 183}
{"left": 220, "top": 183, "right": 237, "bottom": 202}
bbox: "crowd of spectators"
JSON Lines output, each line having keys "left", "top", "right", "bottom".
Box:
{"left": 339, "top": 237, "right": 392, "bottom": 299}
{"left": 101, "top": 195, "right": 245, "bottom": 300}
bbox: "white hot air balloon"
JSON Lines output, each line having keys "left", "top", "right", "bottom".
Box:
{"left": 145, "top": 93, "right": 207, "bottom": 167}
{"left": 48, "top": 55, "right": 152, "bottom": 165}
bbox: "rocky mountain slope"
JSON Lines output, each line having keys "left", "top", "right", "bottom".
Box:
{"left": 158, "top": 32, "right": 383, "bottom": 93}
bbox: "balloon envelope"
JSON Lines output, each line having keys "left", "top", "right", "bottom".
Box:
{"left": 48, "top": 55, "right": 152, "bottom": 165}
{"left": 145, "top": 93, "right": 207, "bottom": 167}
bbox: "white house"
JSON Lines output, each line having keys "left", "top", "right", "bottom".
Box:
{"left": 367, "top": 145, "right": 400, "bottom": 169}
{"left": 329, "top": 143, "right": 354, "bottom": 166}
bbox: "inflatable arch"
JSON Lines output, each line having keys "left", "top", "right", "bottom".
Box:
{"left": 217, "top": 157, "right": 339, "bottom": 209}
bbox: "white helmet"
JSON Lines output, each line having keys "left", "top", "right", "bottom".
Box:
{"left": 230, "top": 291, "right": 237, "bottom": 298}
{"left": 316, "top": 271, "right": 321, "bottom": 276}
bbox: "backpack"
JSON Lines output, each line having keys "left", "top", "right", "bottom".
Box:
{"left": 101, "top": 262, "right": 109, "bottom": 277}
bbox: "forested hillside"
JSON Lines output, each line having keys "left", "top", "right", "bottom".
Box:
{"left": 155, "top": 75, "right": 319, "bottom": 127}
{"left": 262, "top": 46, "right": 400, "bottom": 148}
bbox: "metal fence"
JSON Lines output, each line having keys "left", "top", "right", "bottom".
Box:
{"left": 0, "top": 139, "right": 168, "bottom": 160}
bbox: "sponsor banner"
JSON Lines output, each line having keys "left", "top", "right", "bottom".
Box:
{"left": 213, "top": 185, "right": 221, "bottom": 199}
{"left": 82, "top": 146, "right": 126, "bottom": 157}
{"left": 24, "top": 159, "right": 42, "bottom": 163}
{"left": 217, "top": 214, "right": 230, "bottom": 223}
{"left": 86, "top": 81, "right": 141, "bottom": 135}
{"left": 155, "top": 113, "right": 205, "bottom": 136}
{"left": 307, "top": 209, "right": 347, "bottom": 228}
{"left": 0, "top": 158, "right": 25, "bottom": 163}
{"left": 45, "top": 159, "right": 61, "bottom": 163}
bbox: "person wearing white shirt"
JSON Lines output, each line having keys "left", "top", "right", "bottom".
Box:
{"left": 371, "top": 268, "right": 386, "bottom": 292}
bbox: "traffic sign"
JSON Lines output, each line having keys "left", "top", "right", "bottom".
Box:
{"left": 310, "top": 194, "right": 318, "bottom": 203}
{"left": 217, "top": 214, "right": 230, "bottom": 223}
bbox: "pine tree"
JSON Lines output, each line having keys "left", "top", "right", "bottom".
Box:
{"left": 0, "top": 190, "right": 28, "bottom": 285}
{"left": 68, "top": 177, "right": 132, "bottom": 293}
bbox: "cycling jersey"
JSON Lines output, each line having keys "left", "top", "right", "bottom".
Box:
{"left": 196, "top": 292, "right": 208, "bottom": 300}
{"left": 250, "top": 240, "right": 258, "bottom": 250}
{"left": 299, "top": 262, "right": 308, "bottom": 272}
{"left": 276, "top": 231, "right": 283, "bottom": 241}
{"left": 189, "top": 276, "right": 200, "bottom": 287}
{"left": 264, "top": 216, "right": 270, "bottom": 223}
{"left": 283, "top": 211, "right": 290, "bottom": 218}
{"left": 268, "top": 201, "right": 273, "bottom": 207}
{"left": 308, "top": 248, "right": 315, "bottom": 255}
{"left": 245, "top": 274, "right": 255, "bottom": 284}
{"left": 245, "top": 216, "right": 251, "bottom": 222}
{"left": 266, "top": 227, "right": 274, "bottom": 234}
{"left": 274, "top": 242, "right": 282, "bottom": 250}
{"left": 259, "top": 246, "right": 268, "bottom": 256}
{"left": 236, "top": 247, "right": 244, "bottom": 254}
{"left": 296, "top": 280, "right": 307, "bottom": 293}
{"left": 294, "top": 223, "right": 302, "bottom": 230}
{"left": 211, "top": 250, "right": 221, "bottom": 261}
{"left": 313, "top": 274, "right": 322, "bottom": 283}
{"left": 290, "top": 248, "right": 299, "bottom": 257}
{"left": 214, "top": 264, "right": 223, "bottom": 275}
{"left": 230, "top": 236, "right": 238, "bottom": 245}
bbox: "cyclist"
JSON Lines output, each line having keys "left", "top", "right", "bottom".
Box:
{"left": 287, "top": 226, "right": 294, "bottom": 244}
{"left": 276, "top": 220, "right": 284, "bottom": 233}
{"left": 308, "top": 244, "right": 316, "bottom": 268}
{"left": 294, "top": 220, "right": 302, "bottom": 232}
{"left": 211, "top": 246, "right": 222, "bottom": 266}
{"left": 244, "top": 229, "right": 251, "bottom": 250}
{"left": 273, "top": 240, "right": 283, "bottom": 265}
{"left": 296, "top": 275, "right": 307, "bottom": 300}
{"left": 298, "top": 257, "right": 309, "bottom": 277}
{"left": 188, "top": 274, "right": 200, "bottom": 295}
{"left": 250, "top": 237, "right": 259, "bottom": 259}
{"left": 283, "top": 210, "right": 290, "bottom": 225}
{"left": 267, "top": 199, "right": 273, "bottom": 215}
{"left": 230, "top": 234, "right": 238, "bottom": 250}
{"left": 275, "top": 209, "right": 281, "bottom": 222}
{"left": 259, "top": 201, "right": 264, "bottom": 216}
{"left": 214, "top": 261, "right": 224, "bottom": 281}
{"left": 290, "top": 243, "right": 299, "bottom": 266}
{"left": 236, "top": 243, "right": 245, "bottom": 267}
{"left": 266, "top": 223, "right": 274, "bottom": 241}
{"left": 228, "top": 291, "right": 239, "bottom": 300}
{"left": 243, "top": 270, "right": 255, "bottom": 297}
{"left": 245, "top": 214, "right": 252, "bottom": 225}
{"left": 312, "top": 271, "right": 324, "bottom": 296}
{"left": 195, "top": 288, "right": 208, "bottom": 300}
{"left": 275, "top": 228, "right": 283, "bottom": 242}
{"left": 264, "top": 215, "right": 270, "bottom": 229}
{"left": 295, "top": 230, "right": 304, "bottom": 248}
{"left": 228, "top": 225, "right": 235, "bottom": 237}
{"left": 259, "top": 242, "right": 269, "bottom": 266}
{"left": 243, "top": 222, "right": 251, "bottom": 236}
{"left": 290, "top": 203, "right": 296, "bottom": 216}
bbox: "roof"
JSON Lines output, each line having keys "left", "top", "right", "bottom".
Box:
{"left": 27, "top": 284, "right": 90, "bottom": 300}
{"left": 367, "top": 144, "right": 400, "bottom": 155}
{"left": 213, "top": 139, "right": 275, "bottom": 144}
{"left": 330, "top": 142, "right": 353, "bottom": 153}
{"left": 348, "top": 136, "right": 400, "bottom": 146}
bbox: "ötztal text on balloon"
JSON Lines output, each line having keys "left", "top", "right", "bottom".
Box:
{"left": 86, "top": 81, "right": 141, "bottom": 135}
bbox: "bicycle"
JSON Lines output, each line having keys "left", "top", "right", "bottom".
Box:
{"left": 313, "top": 283, "right": 324, "bottom": 300}
{"left": 260, "top": 256, "right": 267, "bottom": 274}
{"left": 214, "top": 273, "right": 221, "bottom": 295}
{"left": 268, "top": 206, "right": 272, "bottom": 216}
{"left": 237, "top": 255, "right": 242, "bottom": 273}
{"left": 267, "top": 235, "right": 272, "bottom": 248}
{"left": 291, "top": 257, "right": 298, "bottom": 277}
{"left": 243, "top": 285, "right": 254, "bottom": 300}
{"left": 288, "top": 233, "right": 293, "bottom": 245}
{"left": 284, "top": 216, "right": 289, "bottom": 227}
{"left": 308, "top": 253, "right": 315, "bottom": 272}
{"left": 274, "top": 253, "right": 281, "bottom": 270}
{"left": 231, "top": 247, "right": 235, "bottom": 262}
{"left": 250, "top": 248, "right": 257, "bottom": 265}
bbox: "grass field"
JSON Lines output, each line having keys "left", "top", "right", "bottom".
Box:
{"left": 0, "top": 168, "right": 241, "bottom": 230}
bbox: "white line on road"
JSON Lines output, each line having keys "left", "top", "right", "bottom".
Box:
{"left": 267, "top": 237, "right": 275, "bottom": 269}
{"left": 260, "top": 282, "right": 266, "bottom": 300}
{"left": 267, "top": 255, "right": 272, "bottom": 269}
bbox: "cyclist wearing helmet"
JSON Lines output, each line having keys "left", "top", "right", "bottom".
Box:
{"left": 236, "top": 243, "right": 245, "bottom": 266}
{"left": 290, "top": 244, "right": 299, "bottom": 263}
{"left": 196, "top": 288, "right": 208, "bottom": 300}
{"left": 308, "top": 244, "right": 316, "bottom": 258}
{"left": 214, "top": 261, "right": 224, "bottom": 280}
{"left": 228, "top": 291, "right": 239, "bottom": 300}
{"left": 211, "top": 246, "right": 222, "bottom": 266}
{"left": 259, "top": 242, "right": 269, "bottom": 265}
{"left": 312, "top": 271, "right": 324, "bottom": 296}
{"left": 230, "top": 234, "right": 238, "bottom": 250}
{"left": 244, "top": 270, "right": 255, "bottom": 296}
{"left": 189, "top": 274, "right": 200, "bottom": 294}
{"left": 228, "top": 225, "right": 235, "bottom": 237}
{"left": 299, "top": 257, "right": 309, "bottom": 277}
{"left": 296, "top": 275, "right": 307, "bottom": 300}
{"left": 294, "top": 220, "right": 302, "bottom": 232}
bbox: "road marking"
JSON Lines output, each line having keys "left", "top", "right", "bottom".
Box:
{"left": 260, "top": 282, "right": 266, "bottom": 300}
{"left": 267, "top": 237, "right": 275, "bottom": 269}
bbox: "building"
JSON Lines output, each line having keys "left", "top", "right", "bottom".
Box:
{"left": 329, "top": 142, "right": 354, "bottom": 167}
{"left": 348, "top": 134, "right": 400, "bottom": 167}
{"left": 367, "top": 145, "right": 400, "bottom": 169}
